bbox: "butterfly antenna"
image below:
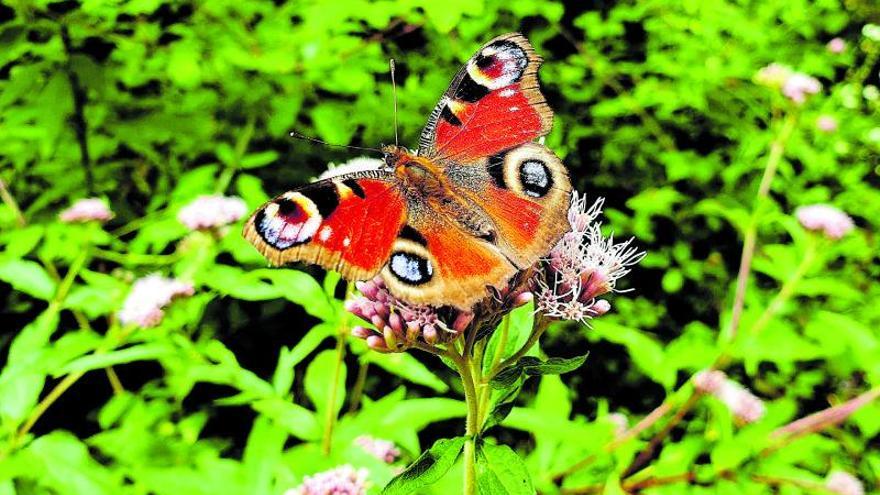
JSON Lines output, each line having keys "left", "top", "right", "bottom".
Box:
{"left": 288, "top": 130, "right": 383, "bottom": 154}
{"left": 390, "top": 59, "right": 399, "bottom": 147}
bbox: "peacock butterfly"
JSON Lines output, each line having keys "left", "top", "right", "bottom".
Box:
{"left": 244, "top": 33, "right": 572, "bottom": 310}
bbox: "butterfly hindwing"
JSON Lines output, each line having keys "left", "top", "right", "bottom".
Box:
{"left": 418, "top": 33, "right": 553, "bottom": 161}
{"left": 243, "top": 172, "right": 406, "bottom": 281}
{"left": 442, "top": 142, "right": 572, "bottom": 270}
{"left": 380, "top": 207, "right": 518, "bottom": 310}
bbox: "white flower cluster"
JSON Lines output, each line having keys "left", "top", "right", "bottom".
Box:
{"left": 118, "top": 274, "right": 194, "bottom": 328}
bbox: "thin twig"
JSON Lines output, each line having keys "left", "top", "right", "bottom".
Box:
{"left": 723, "top": 111, "right": 798, "bottom": 342}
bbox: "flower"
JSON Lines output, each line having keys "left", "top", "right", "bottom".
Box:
{"left": 177, "top": 195, "right": 247, "bottom": 230}
{"left": 118, "top": 274, "right": 194, "bottom": 328}
{"left": 795, "top": 204, "right": 855, "bottom": 239}
{"left": 534, "top": 193, "right": 644, "bottom": 323}
{"left": 355, "top": 435, "right": 400, "bottom": 463}
{"left": 826, "top": 37, "right": 846, "bottom": 54}
{"left": 825, "top": 471, "right": 864, "bottom": 495}
{"left": 59, "top": 198, "right": 114, "bottom": 223}
{"left": 755, "top": 63, "right": 793, "bottom": 88}
{"left": 319, "top": 157, "right": 385, "bottom": 181}
{"left": 754, "top": 64, "right": 822, "bottom": 104}
{"left": 693, "top": 369, "right": 727, "bottom": 394}
{"left": 816, "top": 115, "right": 838, "bottom": 133}
{"left": 607, "top": 413, "right": 628, "bottom": 437}
{"left": 782, "top": 73, "right": 822, "bottom": 104}
{"left": 285, "top": 465, "right": 370, "bottom": 495}
{"left": 346, "top": 277, "right": 476, "bottom": 352}
{"left": 694, "top": 369, "right": 765, "bottom": 424}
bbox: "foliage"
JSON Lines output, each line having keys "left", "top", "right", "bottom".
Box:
{"left": 2, "top": 0, "right": 880, "bottom": 494}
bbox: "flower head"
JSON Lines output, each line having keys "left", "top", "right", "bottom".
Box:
{"left": 178, "top": 195, "right": 247, "bottom": 230}
{"left": 285, "top": 465, "right": 369, "bottom": 495}
{"left": 827, "top": 37, "right": 847, "bottom": 54}
{"left": 535, "top": 193, "right": 644, "bottom": 323}
{"left": 59, "top": 198, "right": 114, "bottom": 223}
{"left": 607, "top": 413, "right": 628, "bottom": 437}
{"left": 816, "top": 115, "right": 838, "bottom": 133}
{"left": 355, "top": 435, "right": 400, "bottom": 463}
{"left": 346, "top": 277, "right": 476, "bottom": 352}
{"left": 319, "top": 157, "right": 385, "bottom": 181}
{"left": 795, "top": 204, "right": 855, "bottom": 239}
{"left": 825, "top": 471, "right": 864, "bottom": 495}
{"left": 782, "top": 73, "right": 822, "bottom": 104}
{"left": 755, "top": 64, "right": 822, "bottom": 104}
{"left": 118, "top": 274, "right": 194, "bottom": 328}
{"left": 695, "top": 369, "right": 765, "bottom": 424}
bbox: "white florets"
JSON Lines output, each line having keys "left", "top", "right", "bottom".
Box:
{"left": 177, "top": 195, "right": 247, "bottom": 230}
{"left": 118, "top": 274, "right": 194, "bottom": 328}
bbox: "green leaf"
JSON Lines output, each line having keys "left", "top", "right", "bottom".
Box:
{"left": 366, "top": 352, "right": 449, "bottom": 393}
{"left": 476, "top": 441, "right": 534, "bottom": 495}
{"left": 25, "top": 431, "right": 122, "bottom": 495}
{"left": 0, "top": 310, "right": 59, "bottom": 423}
{"left": 491, "top": 354, "right": 589, "bottom": 389}
{"left": 304, "top": 349, "right": 347, "bottom": 418}
{"left": 251, "top": 398, "right": 320, "bottom": 441}
{"left": 382, "top": 436, "right": 467, "bottom": 495}
{"left": 240, "top": 151, "right": 280, "bottom": 169}
{"left": 263, "top": 270, "right": 335, "bottom": 321}
{"left": 56, "top": 343, "right": 175, "bottom": 376}
{"left": 0, "top": 258, "right": 57, "bottom": 300}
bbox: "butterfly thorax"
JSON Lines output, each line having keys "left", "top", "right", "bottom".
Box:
{"left": 383, "top": 145, "right": 495, "bottom": 239}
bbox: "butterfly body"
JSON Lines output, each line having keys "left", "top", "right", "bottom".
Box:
{"left": 245, "top": 33, "right": 572, "bottom": 309}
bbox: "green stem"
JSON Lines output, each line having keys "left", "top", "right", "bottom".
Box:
{"left": 449, "top": 349, "right": 480, "bottom": 495}
{"left": 215, "top": 115, "right": 256, "bottom": 194}
{"left": 321, "top": 329, "right": 347, "bottom": 455}
{"left": 723, "top": 111, "right": 798, "bottom": 343}
{"left": 749, "top": 237, "right": 818, "bottom": 336}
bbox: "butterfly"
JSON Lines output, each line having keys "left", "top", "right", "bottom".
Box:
{"left": 244, "top": 33, "right": 572, "bottom": 310}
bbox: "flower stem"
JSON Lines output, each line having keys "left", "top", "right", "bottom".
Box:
{"left": 723, "top": 111, "right": 798, "bottom": 343}
{"left": 321, "top": 331, "right": 346, "bottom": 455}
{"left": 749, "top": 237, "right": 817, "bottom": 336}
{"left": 449, "top": 349, "right": 480, "bottom": 495}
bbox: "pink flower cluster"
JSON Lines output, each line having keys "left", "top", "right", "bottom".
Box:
{"left": 795, "top": 204, "right": 855, "bottom": 239}
{"left": 118, "top": 274, "right": 194, "bottom": 328}
{"left": 177, "top": 195, "right": 247, "bottom": 230}
{"left": 816, "top": 115, "right": 838, "bottom": 133}
{"left": 535, "top": 193, "right": 644, "bottom": 323}
{"left": 346, "top": 277, "right": 474, "bottom": 352}
{"left": 285, "top": 465, "right": 369, "bottom": 495}
{"left": 59, "top": 198, "right": 114, "bottom": 223}
{"left": 354, "top": 435, "right": 400, "bottom": 463}
{"left": 825, "top": 470, "right": 864, "bottom": 495}
{"left": 755, "top": 63, "right": 822, "bottom": 104}
{"left": 826, "top": 37, "right": 846, "bottom": 54}
{"left": 694, "top": 370, "right": 765, "bottom": 424}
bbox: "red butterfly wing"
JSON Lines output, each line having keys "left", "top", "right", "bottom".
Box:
{"left": 418, "top": 33, "right": 553, "bottom": 162}
{"left": 243, "top": 172, "right": 406, "bottom": 281}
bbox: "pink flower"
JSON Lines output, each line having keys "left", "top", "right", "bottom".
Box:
{"left": 59, "top": 198, "right": 114, "bottom": 223}
{"left": 286, "top": 465, "right": 370, "bottom": 495}
{"left": 535, "top": 193, "right": 644, "bottom": 323}
{"left": 177, "top": 195, "right": 247, "bottom": 230}
{"left": 695, "top": 370, "right": 764, "bottom": 424}
{"left": 118, "top": 274, "right": 194, "bottom": 328}
{"left": 826, "top": 38, "right": 847, "bottom": 54}
{"left": 607, "top": 413, "right": 628, "bottom": 437}
{"left": 816, "top": 115, "right": 838, "bottom": 133}
{"left": 782, "top": 73, "right": 822, "bottom": 104}
{"left": 825, "top": 471, "right": 864, "bottom": 495}
{"left": 693, "top": 369, "right": 727, "bottom": 394}
{"left": 755, "top": 64, "right": 822, "bottom": 104}
{"left": 355, "top": 435, "right": 400, "bottom": 463}
{"left": 795, "top": 204, "right": 855, "bottom": 239}
{"left": 755, "top": 63, "right": 793, "bottom": 88}
{"left": 346, "top": 277, "right": 475, "bottom": 352}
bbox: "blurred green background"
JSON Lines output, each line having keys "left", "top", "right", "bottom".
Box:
{"left": 1, "top": 0, "right": 880, "bottom": 494}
